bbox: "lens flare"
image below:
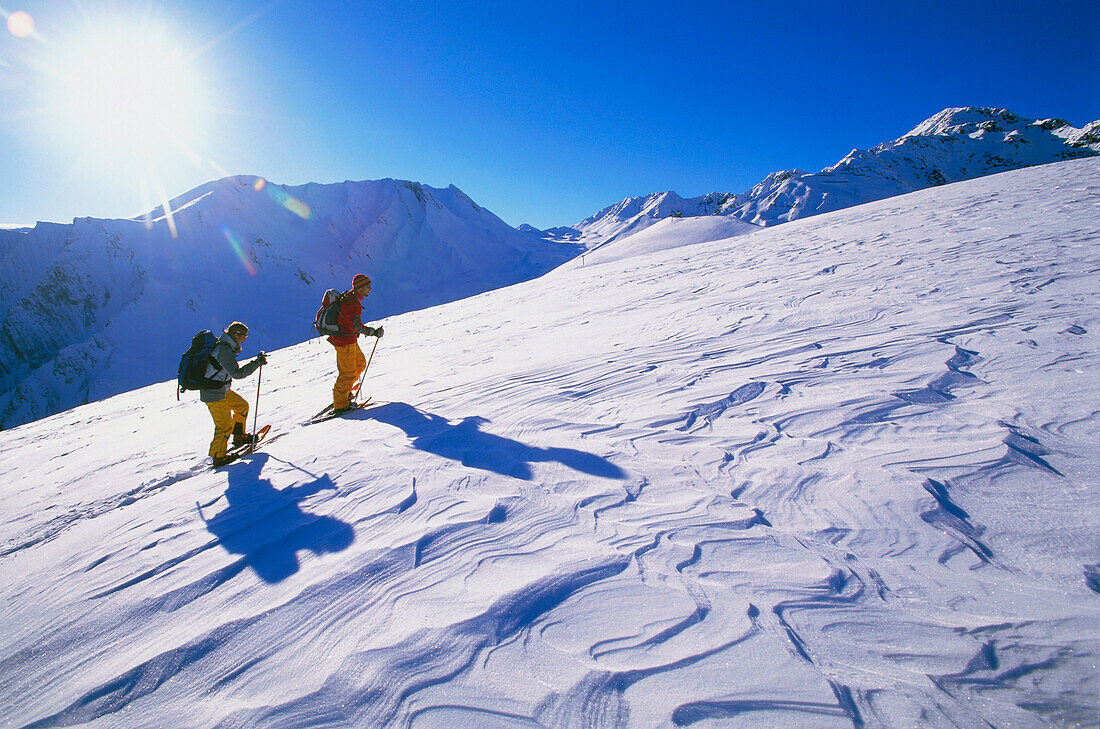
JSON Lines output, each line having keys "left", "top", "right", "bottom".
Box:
{"left": 6, "top": 10, "right": 34, "bottom": 38}
{"left": 221, "top": 225, "right": 258, "bottom": 276}
{"left": 265, "top": 185, "right": 311, "bottom": 219}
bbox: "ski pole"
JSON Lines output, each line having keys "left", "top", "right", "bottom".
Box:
{"left": 354, "top": 336, "right": 379, "bottom": 398}
{"left": 251, "top": 363, "right": 262, "bottom": 454}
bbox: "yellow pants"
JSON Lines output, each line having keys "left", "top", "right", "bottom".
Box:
{"left": 333, "top": 342, "right": 367, "bottom": 409}
{"left": 205, "top": 389, "right": 249, "bottom": 458}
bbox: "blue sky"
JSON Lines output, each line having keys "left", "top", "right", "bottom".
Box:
{"left": 1, "top": 0, "right": 1097, "bottom": 229}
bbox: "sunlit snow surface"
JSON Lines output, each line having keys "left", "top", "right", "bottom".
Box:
{"left": 2, "top": 159, "right": 1098, "bottom": 728}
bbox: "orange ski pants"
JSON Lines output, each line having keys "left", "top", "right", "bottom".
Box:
{"left": 332, "top": 341, "right": 366, "bottom": 409}
{"left": 205, "top": 389, "right": 249, "bottom": 458}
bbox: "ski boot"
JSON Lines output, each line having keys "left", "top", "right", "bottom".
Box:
{"left": 232, "top": 422, "right": 256, "bottom": 448}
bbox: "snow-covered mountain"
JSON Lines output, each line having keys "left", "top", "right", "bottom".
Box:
{"left": 0, "top": 177, "right": 581, "bottom": 429}
{"left": 2, "top": 158, "right": 1097, "bottom": 727}
{"left": 567, "top": 190, "right": 735, "bottom": 245}
{"left": 559, "top": 107, "right": 1099, "bottom": 243}
{"left": 726, "top": 107, "right": 1100, "bottom": 226}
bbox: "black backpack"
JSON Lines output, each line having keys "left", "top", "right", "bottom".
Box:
{"left": 177, "top": 330, "right": 228, "bottom": 399}
{"left": 314, "top": 289, "right": 351, "bottom": 335}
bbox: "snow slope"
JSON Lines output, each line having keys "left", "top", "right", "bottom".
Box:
{"left": 1, "top": 158, "right": 1098, "bottom": 728}
{"left": 579, "top": 215, "right": 758, "bottom": 265}
{"left": 0, "top": 177, "right": 580, "bottom": 430}
{"left": 562, "top": 107, "right": 1100, "bottom": 242}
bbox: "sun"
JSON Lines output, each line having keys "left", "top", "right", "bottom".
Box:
{"left": 7, "top": 7, "right": 277, "bottom": 234}
{"left": 43, "top": 17, "right": 210, "bottom": 178}
{"left": 62, "top": 37, "right": 200, "bottom": 148}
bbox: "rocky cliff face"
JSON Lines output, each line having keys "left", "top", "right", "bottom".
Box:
{"left": 0, "top": 177, "right": 581, "bottom": 428}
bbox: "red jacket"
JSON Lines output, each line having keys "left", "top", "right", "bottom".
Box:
{"left": 327, "top": 292, "right": 367, "bottom": 346}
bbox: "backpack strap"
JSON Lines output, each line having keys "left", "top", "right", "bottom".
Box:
{"left": 331, "top": 291, "right": 356, "bottom": 333}
{"left": 205, "top": 340, "right": 234, "bottom": 382}
{"left": 209, "top": 340, "right": 231, "bottom": 367}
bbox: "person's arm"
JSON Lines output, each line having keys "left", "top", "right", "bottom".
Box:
{"left": 339, "top": 297, "right": 382, "bottom": 336}
{"left": 215, "top": 342, "right": 261, "bottom": 379}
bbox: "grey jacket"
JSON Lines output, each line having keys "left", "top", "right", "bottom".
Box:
{"left": 199, "top": 332, "right": 263, "bottom": 403}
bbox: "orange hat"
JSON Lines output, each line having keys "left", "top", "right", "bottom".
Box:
{"left": 352, "top": 273, "right": 371, "bottom": 289}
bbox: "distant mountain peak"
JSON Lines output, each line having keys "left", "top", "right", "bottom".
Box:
{"left": 904, "top": 106, "right": 1028, "bottom": 137}
{"left": 566, "top": 106, "right": 1100, "bottom": 239}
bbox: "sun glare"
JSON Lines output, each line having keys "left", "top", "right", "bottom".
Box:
{"left": 42, "top": 18, "right": 209, "bottom": 181}
{"left": 3, "top": 5, "right": 281, "bottom": 239}
{"left": 28, "top": 14, "right": 218, "bottom": 234}
{"left": 32, "top": 14, "right": 212, "bottom": 207}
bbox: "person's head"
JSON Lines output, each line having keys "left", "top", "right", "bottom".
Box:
{"left": 226, "top": 321, "right": 249, "bottom": 345}
{"left": 352, "top": 273, "right": 372, "bottom": 299}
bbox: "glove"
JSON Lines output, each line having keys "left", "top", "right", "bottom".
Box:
{"left": 374, "top": 325, "right": 384, "bottom": 339}
{"left": 256, "top": 352, "right": 268, "bottom": 366}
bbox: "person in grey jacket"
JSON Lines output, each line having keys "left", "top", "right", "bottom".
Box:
{"left": 201, "top": 321, "right": 267, "bottom": 467}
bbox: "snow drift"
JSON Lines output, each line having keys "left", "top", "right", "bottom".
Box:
{"left": 2, "top": 157, "right": 1097, "bottom": 728}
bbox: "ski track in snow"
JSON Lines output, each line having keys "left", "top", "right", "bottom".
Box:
{"left": 1, "top": 159, "right": 1099, "bottom": 728}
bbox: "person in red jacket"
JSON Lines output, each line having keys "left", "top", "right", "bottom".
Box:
{"left": 329, "top": 273, "right": 384, "bottom": 413}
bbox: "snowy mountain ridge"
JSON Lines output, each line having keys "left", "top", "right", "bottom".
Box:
{"left": 2, "top": 158, "right": 1097, "bottom": 727}
{"left": 559, "top": 107, "right": 1100, "bottom": 243}
{"left": 567, "top": 190, "right": 734, "bottom": 244}
{"left": 0, "top": 177, "right": 580, "bottom": 429}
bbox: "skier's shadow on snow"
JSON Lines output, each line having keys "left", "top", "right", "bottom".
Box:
{"left": 200, "top": 453, "right": 354, "bottom": 584}
{"left": 359, "top": 402, "right": 627, "bottom": 481}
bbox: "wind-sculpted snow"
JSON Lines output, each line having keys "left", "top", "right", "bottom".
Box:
{"left": 1, "top": 159, "right": 1098, "bottom": 727}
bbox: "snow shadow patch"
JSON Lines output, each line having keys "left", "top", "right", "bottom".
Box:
{"left": 200, "top": 453, "right": 354, "bottom": 584}
{"left": 363, "top": 402, "right": 627, "bottom": 481}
